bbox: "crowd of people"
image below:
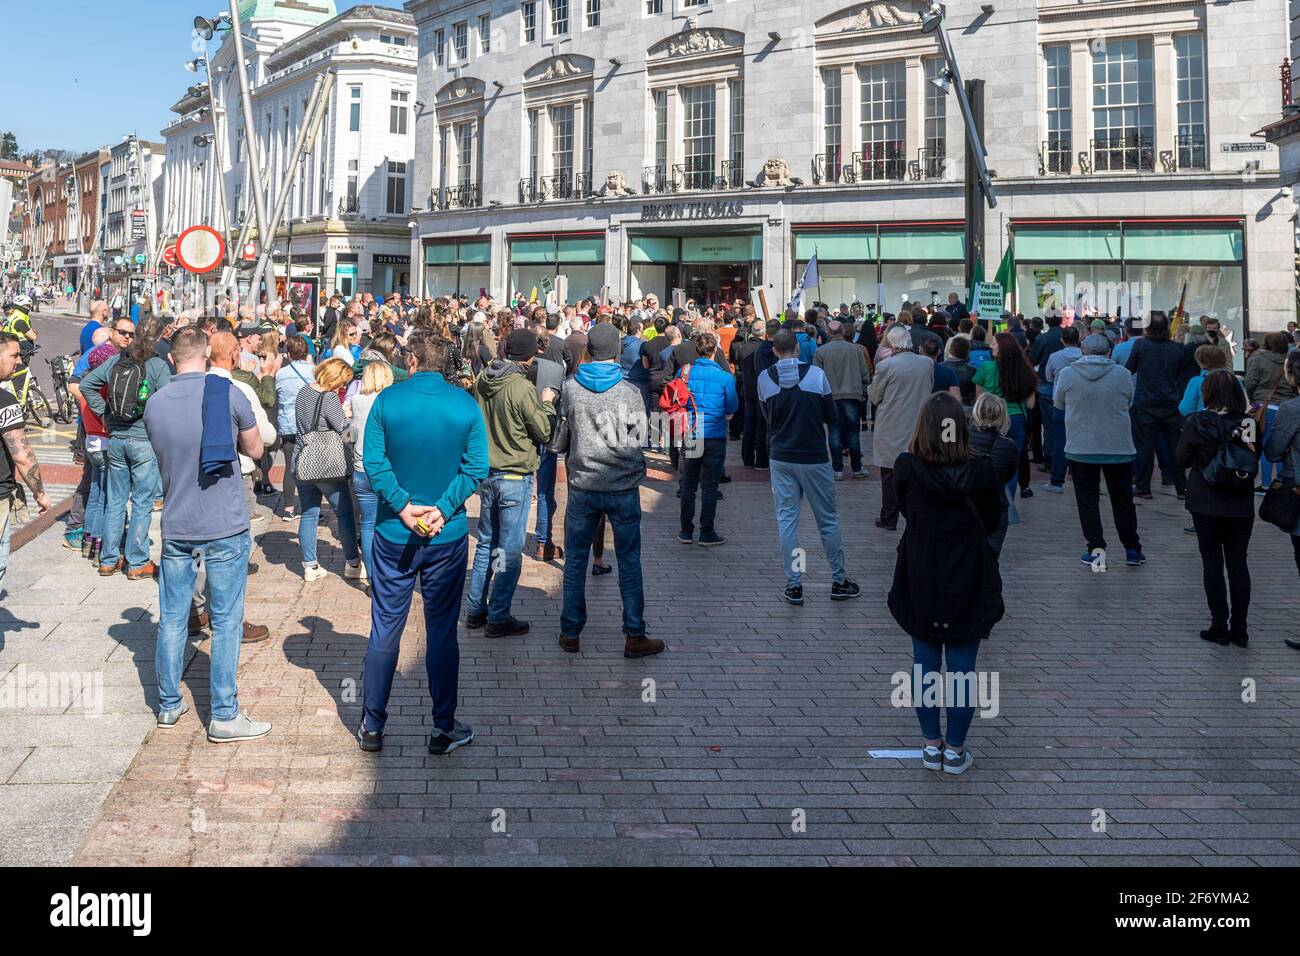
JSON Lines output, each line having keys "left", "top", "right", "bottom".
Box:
{"left": 2, "top": 282, "right": 1299, "bottom": 775}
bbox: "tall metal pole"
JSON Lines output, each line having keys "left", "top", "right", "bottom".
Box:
{"left": 202, "top": 52, "right": 234, "bottom": 272}
{"left": 227, "top": 0, "right": 272, "bottom": 300}
{"left": 248, "top": 69, "right": 333, "bottom": 303}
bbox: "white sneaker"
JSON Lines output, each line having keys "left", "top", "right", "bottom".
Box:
{"left": 303, "top": 563, "right": 327, "bottom": 582}
{"left": 208, "top": 710, "right": 272, "bottom": 743}
{"left": 942, "top": 747, "right": 974, "bottom": 775}
{"left": 343, "top": 561, "right": 366, "bottom": 582}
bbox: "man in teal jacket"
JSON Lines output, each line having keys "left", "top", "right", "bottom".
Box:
{"left": 358, "top": 330, "right": 489, "bottom": 756}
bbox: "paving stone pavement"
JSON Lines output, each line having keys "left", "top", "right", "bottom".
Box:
{"left": 5, "top": 436, "right": 1299, "bottom": 867}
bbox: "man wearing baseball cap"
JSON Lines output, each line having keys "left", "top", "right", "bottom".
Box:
{"left": 465, "top": 329, "right": 558, "bottom": 638}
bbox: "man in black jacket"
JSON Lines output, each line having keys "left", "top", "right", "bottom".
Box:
{"left": 1126, "top": 313, "right": 1189, "bottom": 498}
{"left": 736, "top": 319, "right": 770, "bottom": 468}
{"left": 1029, "top": 313, "right": 1064, "bottom": 465}
{"left": 319, "top": 294, "right": 341, "bottom": 346}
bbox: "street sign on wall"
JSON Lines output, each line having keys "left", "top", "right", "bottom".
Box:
{"left": 131, "top": 210, "right": 148, "bottom": 242}
{"left": 161, "top": 245, "right": 178, "bottom": 268}
{"left": 175, "top": 225, "right": 225, "bottom": 274}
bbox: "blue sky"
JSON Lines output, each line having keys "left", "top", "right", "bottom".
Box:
{"left": 3, "top": 1, "right": 366, "bottom": 153}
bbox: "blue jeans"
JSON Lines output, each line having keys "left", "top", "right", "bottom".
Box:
{"left": 680, "top": 436, "right": 727, "bottom": 535}
{"left": 1260, "top": 406, "right": 1279, "bottom": 486}
{"left": 1005, "top": 413, "right": 1026, "bottom": 524}
{"left": 297, "top": 478, "right": 359, "bottom": 567}
{"left": 1049, "top": 402, "right": 1068, "bottom": 486}
{"left": 561, "top": 486, "right": 645, "bottom": 638}
{"left": 1037, "top": 386, "right": 1055, "bottom": 460}
{"left": 770, "top": 460, "right": 846, "bottom": 587}
{"left": 826, "top": 399, "right": 864, "bottom": 473}
{"left": 156, "top": 532, "right": 251, "bottom": 721}
{"left": 534, "top": 449, "right": 559, "bottom": 545}
{"left": 466, "top": 472, "right": 534, "bottom": 623}
{"left": 353, "top": 470, "right": 378, "bottom": 576}
{"left": 911, "top": 638, "right": 981, "bottom": 748}
{"left": 83, "top": 450, "right": 109, "bottom": 541}
{"left": 102, "top": 436, "right": 160, "bottom": 570}
{"left": 0, "top": 503, "right": 12, "bottom": 589}
{"left": 363, "top": 531, "right": 468, "bottom": 734}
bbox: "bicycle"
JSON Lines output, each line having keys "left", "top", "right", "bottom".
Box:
{"left": 0, "top": 344, "right": 54, "bottom": 428}
{"left": 46, "top": 352, "right": 79, "bottom": 424}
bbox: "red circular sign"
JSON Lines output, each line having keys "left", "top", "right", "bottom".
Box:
{"left": 175, "top": 225, "right": 225, "bottom": 274}
{"left": 161, "top": 245, "right": 178, "bottom": 268}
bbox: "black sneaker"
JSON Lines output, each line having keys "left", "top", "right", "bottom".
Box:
{"left": 677, "top": 531, "right": 694, "bottom": 544}
{"left": 465, "top": 611, "right": 487, "bottom": 630}
{"left": 782, "top": 584, "right": 804, "bottom": 606}
{"left": 1133, "top": 488, "right": 1154, "bottom": 500}
{"left": 874, "top": 518, "right": 897, "bottom": 531}
{"left": 831, "top": 578, "right": 861, "bottom": 601}
{"left": 1019, "top": 487, "right": 1034, "bottom": 499}
{"left": 357, "top": 723, "right": 383, "bottom": 753}
{"left": 428, "top": 720, "right": 474, "bottom": 755}
{"left": 697, "top": 530, "right": 726, "bottom": 547}
{"left": 485, "top": 617, "right": 530, "bottom": 638}
{"left": 719, "top": 473, "right": 732, "bottom": 484}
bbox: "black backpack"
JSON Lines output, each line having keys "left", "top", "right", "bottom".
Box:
{"left": 106, "top": 358, "right": 147, "bottom": 421}
{"left": 1202, "top": 419, "right": 1258, "bottom": 493}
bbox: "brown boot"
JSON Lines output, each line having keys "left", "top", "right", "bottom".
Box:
{"left": 188, "top": 608, "right": 210, "bottom": 636}
{"left": 125, "top": 561, "right": 159, "bottom": 581}
{"left": 623, "top": 635, "right": 665, "bottom": 659}
{"left": 242, "top": 622, "right": 270, "bottom": 644}
{"left": 558, "top": 634, "right": 580, "bottom": 653}
{"left": 97, "top": 558, "right": 125, "bottom": 577}
{"left": 534, "top": 542, "right": 564, "bottom": 561}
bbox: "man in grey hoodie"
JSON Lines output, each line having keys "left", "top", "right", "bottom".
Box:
{"left": 555, "top": 323, "right": 665, "bottom": 659}
{"left": 1053, "top": 334, "right": 1146, "bottom": 567}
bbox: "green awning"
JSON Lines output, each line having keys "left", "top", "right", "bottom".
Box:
{"left": 793, "top": 232, "right": 876, "bottom": 262}
{"left": 424, "top": 243, "right": 456, "bottom": 265}
{"left": 878, "top": 230, "right": 965, "bottom": 262}
{"left": 555, "top": 236, "right": 605, "bottom": 264}
{"left": 630, "top": 235, "right": 680, "bottom": 264}
{"left": 1123, "top": 227, "right": 1243, "bottom": 263}
{"left": 457, "top": 240, "right": 491, "bottom": 264}
{"left": 508, "top": 238, "right": 556, "bottom": 264}
{"left": 1015, "top": 228, "right": 1122, "bottom": 261}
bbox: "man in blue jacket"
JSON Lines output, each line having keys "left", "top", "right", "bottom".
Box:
{"left": 359, "top": 329, "right": 489, "bottom": 756}
{"left": 679, "top": 331, "right": 738, "bottom": 546}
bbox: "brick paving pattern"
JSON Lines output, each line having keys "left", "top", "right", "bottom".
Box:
{"left": 4, "top": 436, "right": 1299, "bottom": 866}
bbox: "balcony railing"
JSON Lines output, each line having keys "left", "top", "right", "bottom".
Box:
{"left": 643, "top": 164, "right": 669, "bottom": 194}
{"left": 719, "top": 159, "right": 745, "bottom": 189}
{"left": 1174, "top": 132, "right": 1208, "bottom": 172}
{"left": 519, "top": 172, "right": 591, "bottom": 202}
{"left": 337, "top": 196, "right": 359, "bottom": 216}
{"left": 1039, "top": 139, "right": 1073, "bottom": 175}
{"left": 1088, "top": 134, "right": 1155, "bottom": 174}
{"left": 915, "top": 146, "right": 947, "bottom": 180}
{"left": 847, "top": 142, "right": 907, "bottom": 182}
{"left": 812, "top": 149, "right": 846, "bottom": 185}
{"left": 671, "top": 156, "right": 717, "bottom": 191}
{"left": 438, "top": 183, "right": 481, "bottom": 210}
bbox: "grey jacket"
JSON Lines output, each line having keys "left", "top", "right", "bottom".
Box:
{"left": 1265, "top": 394, "right": 1300, "bottom": 495}
{"left": 559, "top": 372, "right": 647, "bottom": 493}
{"left": 1052, "top": 355, "right": 1136, "bottom": 458}
{"left": 813, "top": 339, "right": 871, "bottom": 401}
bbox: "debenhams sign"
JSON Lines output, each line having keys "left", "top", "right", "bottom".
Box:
{"left": 641, "top": 200, "right": 745, "bottom": 222}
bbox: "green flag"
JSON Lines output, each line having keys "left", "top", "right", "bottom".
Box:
{"left": 994, "top": 243, "right": 1016, "bottom": 303}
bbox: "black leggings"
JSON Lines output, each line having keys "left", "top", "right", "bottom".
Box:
{"left": 1191, "top": 513, "right": 1252, "bottom": 631}
{"left": 1294, "top": 535, "right": 1300, "bottom": 578}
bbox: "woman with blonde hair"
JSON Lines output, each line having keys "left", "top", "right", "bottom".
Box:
{"left": 968, "top": 393, "right": 1018, "bottom": 553}
{"left": 330, "top": 320, "right": 362, "bottom": 364}
{"left": 349, "top": 360, "right": 395, "bottom": 585}
{"left": 294, "top": 358, "right": 362, "bottom": 582}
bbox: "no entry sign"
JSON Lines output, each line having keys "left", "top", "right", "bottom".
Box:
{"left": 175, "top": 225, "right": 225, "bottom": 274}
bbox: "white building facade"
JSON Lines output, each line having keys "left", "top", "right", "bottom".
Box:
{"left": 159, "top": 1, "right": 418, "bottom": 301}
{"left": 407, "top": 0, "right": 1295, "bottom": 344}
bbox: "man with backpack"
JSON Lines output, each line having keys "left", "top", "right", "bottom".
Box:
{"left": 80, "top": 315, "right": 172, "bottom": 579}
{"left": 758, "top": 328, "right": 860, "bottom": 606}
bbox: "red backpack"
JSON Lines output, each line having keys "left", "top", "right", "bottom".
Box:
{"left": 658, "top": 364, "right": 697, "bottom": 435}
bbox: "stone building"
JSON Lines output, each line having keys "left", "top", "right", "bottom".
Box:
{"left": 406, "top": 0, "right": 1294, "bottom": 343}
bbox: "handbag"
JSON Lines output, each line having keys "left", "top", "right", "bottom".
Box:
{"left": 546, "top": 386, "right": 570, "bottom": 455}
{"left": 1259, "top": 481, "right": 1300, "bottom": 533}
{"left": 1251, "top": 377, "right": 1281, "bottom": 435}
{"left": 293, "top": 390, "right": 350, "bottom": 483}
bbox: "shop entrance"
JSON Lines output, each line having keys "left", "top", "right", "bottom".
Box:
{"left": 681, "top": 263, "right": 750, "bottom": 307}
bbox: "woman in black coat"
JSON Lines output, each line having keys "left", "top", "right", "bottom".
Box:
{"left": 1176, "top": 369, "right": 1260, "bottom": 647}
{"left": 889, "top": 393, "right": 1004, "bottom": 775}
{"left": 968, "top": 392, "right": 1019, "bottom": 554}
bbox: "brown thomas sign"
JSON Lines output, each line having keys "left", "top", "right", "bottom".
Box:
{"left": 640, "top": 201, "right": 745, "bottom": 222}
